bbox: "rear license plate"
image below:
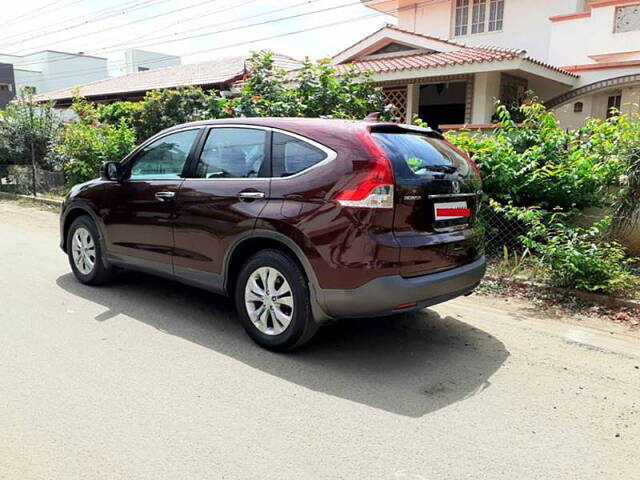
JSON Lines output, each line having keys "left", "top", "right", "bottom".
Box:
{"left": 434, "top": 201, "right": 471, "bottom": 221}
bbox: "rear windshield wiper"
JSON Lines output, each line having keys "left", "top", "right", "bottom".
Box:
{"left": 421, "top": 164, "right": 457, "bottom": 174}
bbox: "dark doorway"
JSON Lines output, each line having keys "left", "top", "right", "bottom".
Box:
{"left": 418, "top": 82, "right": 467, "bottom": 131}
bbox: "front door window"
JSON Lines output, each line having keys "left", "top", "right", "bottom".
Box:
{"left": 129, "top": 129, "right": 199, "bottom": 180}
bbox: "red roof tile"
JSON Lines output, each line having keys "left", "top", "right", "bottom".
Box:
{"left": 332, "top": 25, "right": 577, "bottom": 79}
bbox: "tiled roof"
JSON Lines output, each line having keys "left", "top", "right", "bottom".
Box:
{"left": 332, "top": 25, "right": 577, "bottom": 79}
{"left": 34, "top": 52, "right": 302, "bottom": 103}
{"left": 332, "top": 24, "right": 468, "bottom": 60}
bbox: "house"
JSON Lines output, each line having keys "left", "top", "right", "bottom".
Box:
{"left": 0, "top": 48, "right": 183, "bottom": 108}
{"left": 338, "top": 0, "right": 640, "bottom": 129}
{"left": 108, "top": 49, "right": 182, "bottom": 77}
{"left": 32, "top": 52, "right": 303, "bottom": 107}
{"left": 0, "top": 50, "right": 109, "bottom": 102}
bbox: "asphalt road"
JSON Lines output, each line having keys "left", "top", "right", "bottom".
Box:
{"left": 1, "top": 200, "right": 639, "bottom": 480}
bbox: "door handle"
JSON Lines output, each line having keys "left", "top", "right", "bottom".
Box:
{"left": 155, "top": 191, "right": 176, "bottom": 201}
{"left": 238, "top": 191, "right": 265, "bottom": 200}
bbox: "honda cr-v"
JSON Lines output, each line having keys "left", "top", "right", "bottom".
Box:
{"left": 60, "top": 118, "right": 485, "bottom": 350}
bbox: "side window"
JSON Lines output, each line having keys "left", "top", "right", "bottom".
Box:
{"left": 194, "top": 127, "right": 267, "bottom": 178}
{"left": 272, "top": 132, "right": 327, "bottom": 177}
{"left": 130, "top": 129, "right": 198, "bottom": 180}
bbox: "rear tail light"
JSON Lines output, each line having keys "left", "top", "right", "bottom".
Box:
{"left": 336, "top": 129, "right": 394, "bottom": 209}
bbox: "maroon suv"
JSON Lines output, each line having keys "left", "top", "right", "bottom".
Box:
{"left": 60, "top": 118, "right": 485, "bottom": 350}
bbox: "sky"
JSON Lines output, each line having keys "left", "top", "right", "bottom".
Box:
{"left": 0, "top": 0, "right": 397, "bottom": 69}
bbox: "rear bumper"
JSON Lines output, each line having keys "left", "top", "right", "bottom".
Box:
{"left": 314, "top": 255, "right": 486, "bottom": 319}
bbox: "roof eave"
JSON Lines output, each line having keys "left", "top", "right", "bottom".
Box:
{"left": 364, "top": 57, "right": 578, "bottom": 85}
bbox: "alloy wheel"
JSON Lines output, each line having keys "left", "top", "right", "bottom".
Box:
{"left": 244, "top": 266, "right": 294, "bottom": 335}
{"left": 71, "top": 227, "right": 96, "bottom": 275}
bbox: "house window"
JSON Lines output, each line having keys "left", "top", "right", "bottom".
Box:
{"left": 573, "top": 102, "right": 583, "bottom": 113}
{"left": 471, "top": 0, "right": 487, "bottom": 34}
{"left": 138, "top": 66, "right": 150, "bottom": 72}
{"left": 488, "top": 0, "right": 505, "bottom": 31}
{"left": 454, "top": 0, "right": 470, "bottom": 36}
{"left": 607, "top": 94, "right": 622, "bottom": 118}
{"left": 615, "top": 6, "right": 640, "bottom": 33}
{"left": 0, "top": 84, "right": 11, "bottom": 92}
{"left": 455, "top": 0, "right": 503, "bottom": 36}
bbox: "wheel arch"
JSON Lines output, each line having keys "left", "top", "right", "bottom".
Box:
{"left": 223, "top": 230, "right": 332, "bottom": 324}
{"left": 223, "top": 230, "right": 319, "bottom": 293}
{"left": 61, "top": 204, "right": 104, "bottom": 253}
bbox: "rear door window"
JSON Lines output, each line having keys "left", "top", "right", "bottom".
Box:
{"left": 194, "top": 127, "right": 268, "bottom": 179}
{"left": 272, "top": 132, "right": 327, "bottom": 177}
{"left": 372, "top": 132, "right": 470, "bottom": 179}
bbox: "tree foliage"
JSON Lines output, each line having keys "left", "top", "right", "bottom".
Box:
{"left": 0, "top": 90, "right": 60, "bottom": 170}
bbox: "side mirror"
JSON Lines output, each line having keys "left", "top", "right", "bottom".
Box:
{"left": 101, "top": 161, "right": 122, "bottom": 182}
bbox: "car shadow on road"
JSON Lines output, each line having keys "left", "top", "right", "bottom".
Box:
{"left": 56, "top": 271, "right": 509, "bottom": 418}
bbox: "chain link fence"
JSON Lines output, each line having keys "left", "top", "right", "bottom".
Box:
{"left": 0, "top": 164, "right": 65, "bottom": 197}
{"left": 480, "top": 203, "right": 640, "bottom": 260}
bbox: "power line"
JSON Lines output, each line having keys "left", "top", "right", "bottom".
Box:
{"left": 0, "top": 0, "right": 150, "bottom": 44}
{"left": 94, "top": 0, "right": 363, "bottom": 54}
{"left": 110, "top": 0, "right": 321, "bottom": 52}
{"left": 24, "top": 1, "right": 415, "bottom": 87}
{"left": 11, "top": 0, "right": 225, "bottom": 55}
{"left": 0, "top": 0, "right": 171, "bottom": 48}
{"left": 0, "top": 0, "right": 78, "bottom": 28}
{"left": 11, "top": 0, "right": 323, "bottom": 69}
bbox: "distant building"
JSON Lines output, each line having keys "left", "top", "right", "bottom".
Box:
{"left": 109, "top": 49, "right": 181, "bottom": 77}
{"left": 0, "top": 50, "right": 109, "bottom": 101}
{"left": 0, "top": 62, "right": 16, "bottom": 108}
{"left": 34, "top": 52, "right": 302, "bottom": 107}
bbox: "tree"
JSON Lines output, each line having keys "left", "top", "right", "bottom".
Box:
{"left": 0, "top": 89, "right": 60, "bottom": 195}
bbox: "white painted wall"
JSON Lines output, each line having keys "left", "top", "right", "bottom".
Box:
{"left": 553, "top": 86, "right": 640, "bottom": 129}
{"left": 109, "top": 49, "right": 181, "bottom": 77}
{"left": 1, "top": 51, "right": 109, "bottom": 95}
{"left": 20, "top": 51, "right": 109, "bottom": 94}
{"left": 472, "top": 71, "right": 500, "bottom": 123}
{"left": 397, "top": 0, "right": 581, "bottom": 61}
{"left": 548, "top": 5, "right": 640, "bottom": 69}
{"left": 13, "top": 68, "right": 44, "bottom": 95}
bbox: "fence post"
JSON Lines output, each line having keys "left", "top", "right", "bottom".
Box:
{"left": 30, "top": 138, "right": 37, "bottom": 197}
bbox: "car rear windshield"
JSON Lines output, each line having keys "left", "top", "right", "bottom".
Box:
{"left": 372, "top": 132, "right": 471, "bottom": 179}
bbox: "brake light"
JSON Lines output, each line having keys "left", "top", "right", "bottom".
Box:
{"left": 336, "top": 129, "right": 395, "bottom": 209}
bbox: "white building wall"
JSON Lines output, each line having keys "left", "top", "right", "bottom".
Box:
{"left": 109, "top": 49, "right": 181, "bottom": 77}
{"left": 19, "top": 51, "right": 109, "bottom": 94}
{"left": 13, "top": 68, "right": 44, "bottom": 95}
{"left": 398, "top": 0, "right": 582, "bottom": 61}
{"left": 548, "top": 4, "right": 640, "bottom": 68}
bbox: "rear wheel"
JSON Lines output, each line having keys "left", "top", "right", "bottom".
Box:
{"left": 67, "top": 216, "right": 115, "bottom": 285}
{"left": 235, "top": 249, "right": 318, "bottom": 351}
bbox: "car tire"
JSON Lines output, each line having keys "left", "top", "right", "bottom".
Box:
{"left": 235, "top": 249, "right": 319, "bottom": 351}
{"left": 67, "top": 216, "right": 116, "bottom": 286}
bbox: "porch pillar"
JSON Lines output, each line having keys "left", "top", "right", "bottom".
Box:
{"left": 406, "top": 83, "right": 420, "bottom": 124}
{"left": 472, "top": 72, "right": 501, "bottom": 124}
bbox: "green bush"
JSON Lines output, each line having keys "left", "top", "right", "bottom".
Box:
{"left": 447, "top": 101, "right": 626, "bottom": 211}
{"left": 55, "top": 119, "right": 136, "bottom": 187}
{"left": 90, "top": 51, "right": 389, "bottom": 141}
{"left": 97, "top": 101, "right": 142, "bottom": 129}
{"left": 132, "top": 86, "right": 213, "bottom": 140}
{"left": 494, "top": 202, "right": 638, "bottom": 294}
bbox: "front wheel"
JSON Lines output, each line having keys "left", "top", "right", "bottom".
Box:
{"left": 235, "top": 249, "right": 318, "bottom": 351}
{"left": 67, "top": 216, "right": 115, "bottom": 285}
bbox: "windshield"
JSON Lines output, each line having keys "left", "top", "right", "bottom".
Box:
{"left": 372, "top": 132, "right": 471, "bottom": 179}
